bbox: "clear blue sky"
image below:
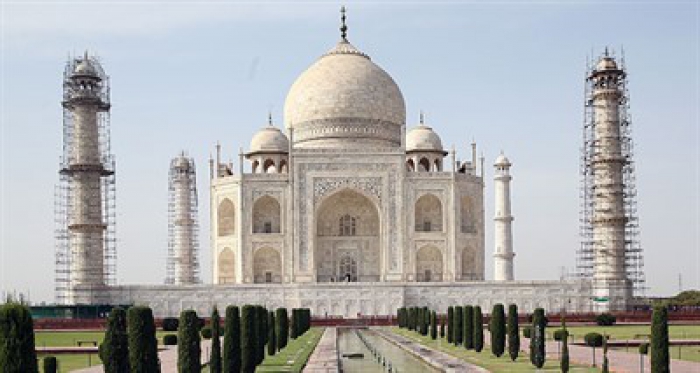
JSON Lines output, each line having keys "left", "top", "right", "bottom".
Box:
{"left": 1, "top": 1, "right": 697, "bottom": 303}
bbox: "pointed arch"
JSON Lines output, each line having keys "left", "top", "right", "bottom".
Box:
{"left": 462, "top": 247, "right": 477, "bottom": 280}
{"left": 263, "top": 159, "right": 275, "bottom": 173}
{"left": 406, "top": 159, "right": 415, "bottom": 172}
{"left": 253, "top": 195, "right": 281, "bottom": 234}
{"left": 218, "top": 248, "right": 235, "bottom": 284}
{"left": 217, "top": 198, "right": 235, "bottom": 236}
{"left": 461, "top": 196, "right": 476, "bottom": 233}
{"left": 419, "top": 157, "right": 430, "bottom": 172}
{"left": 253, "top": 247, "right": 281, "bottom": 283}
{"left": 415, "top": 193, "right": 443, "bottom": 232}
{"left": 416, "top": 245, "right": 443, "bottom": 282}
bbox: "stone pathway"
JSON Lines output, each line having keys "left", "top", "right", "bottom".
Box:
{"left": 523, "top": 335, "right": 700, "bottom": 373}
{"left": 303, "top": 327, "right": 339, "bottom": 372}
{"left": 73, "top": 339, "right": 213, "bottom": 372}
{"left": 377, "top": 329, "right": 489, "bottom": 373}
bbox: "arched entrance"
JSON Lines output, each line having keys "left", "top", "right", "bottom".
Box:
{"left": 315, "top": 189, "right": 380, "bottom": 282}
{"left": 415, "top": 245, "right": 443, "bottom": 282}
{"left": 253, "top": 247, "right": 281, "bottom": 283}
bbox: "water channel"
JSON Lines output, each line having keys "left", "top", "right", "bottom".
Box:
{"left": 337, "top": 328, "right": 440, "bottom": 373}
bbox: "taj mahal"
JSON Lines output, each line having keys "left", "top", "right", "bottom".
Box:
{"left": 57, "top": 9, "right": 644, "bottom": 317}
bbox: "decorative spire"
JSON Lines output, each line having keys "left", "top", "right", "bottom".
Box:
{"left": 83, "top": 50, "right": 89, "bottom": 62}
{"left": 604, "top": 46, "right": 609, "bottom": 57}
{"left": 340, "top": 6, "right": 348, "bottom": 41}
{"left": 419, "top": 110, "right": 425, "bottom": 125}
{"left": 268, "top": 112, "right": 273, "bottom": 126}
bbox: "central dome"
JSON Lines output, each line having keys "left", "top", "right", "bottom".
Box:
{"left": 284, "top": 40, "right": 406, "bottom": 148}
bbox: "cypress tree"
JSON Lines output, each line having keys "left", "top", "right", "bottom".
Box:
{"left": 447, "top": 306, "right": 454, "bottom": 343}
{"left": 602, "top": 335, "right": 609, "bottom": 373}
{"left": 561, "top": 317, "right": 569, "bottom": 373}
{"left": 0, "top": 303, "right": 38, "bottom": 373}
{"left": 178, "top": 310, "right": 201, "bottom": 373}
{"left": 408, "top": 308, "right": 414, "bottom": 331}
{"left": 651, "top": 305, "right": 670, "bottom": 373}
{"left": 454, "top": 306, "right": 464, "bottom": 345}
{"left": 529, "top": 308, "right": 546, "bottom": 368}
{"left": 267, "top": 311, "right": 276, "bottom": 356}
{"left": 241, "top": 305, "right": 257, "bottom": 373}
{"left": 275, "top": 308, "right": 289, "bottom": 351}
{"left": 291, "top": 309, "right": 299, "bottom": 339}
{"left": 473, "top": 306, "right": 484, "bottom": 352}
{"left": 256, "top": 306, "right": 266, "bottom": 365}
{"left": 430, "top": 311, "right": 437, "bottom": 339}
{"left": 439, "top": 314, "right": 445, "bottom": 338}
{"left": 490, "top": 304, "right": 506, "bottom": 357}
{"left": 422, "top": 307, "right": 429, "bottom": 336}
{"left": 507, "top": 304, "right": 520, "bottom": 361}
{"left": 464, "top": 305, "right": 474, "bottom": 349}
{"left": 210, "top": 307, "right": 222, "bottom": 373}
{"left": 99, "top": 307, "right": 129, "bottom": 373}
{"left": 43, "top": 356, "right": 58, "bottom": 373}
{"left": 223, "top": 306, "right": 241, "bottom": 373}
{"left": 127, "top": 306, "right": 160, "bottom": 373}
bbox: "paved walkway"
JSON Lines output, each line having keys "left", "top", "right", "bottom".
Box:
{"left": 73, "top": 339, "right": 213, "bottom": 372}
{"left": 303, "top": 327, "right": 339, "bottom": 372}
{"left": 523, "top": 335, "right": 700, "bottom": 373}
{"left": 377, "top": 329, "right": 489, "bottom": 373}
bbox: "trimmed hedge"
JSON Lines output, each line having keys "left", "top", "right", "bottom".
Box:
{"left": 267, "top": 311, "right": 277, "bottom": 356}
{"left": 651, "top": 305, "right": 670, "bottom": 373}
{"left": 595, "top": 313, "right": 617, "bottom": 326}
{"left": 275, "top": 308, "right": 289, "bottom": 351}
{"left": 201, "top": 326, "right": 213, "bottom": 339}
{"left": 178, "top": 310, "right": 201, "bottom": 373}
{"left": 439, "top": 315, "right": 445, "bottom": 338}
{"left": 163, "top": 334, "right": 177, "bottom": 345}
{"left": 43, "top": 356, "right": 57, "bottom": 373}
{"left": 473, "top": 306, "right": 484, "bottom": 353}
{"left": 430, "top": 310, "right": 437, "bottom": 340}
{"left": 127, "top": 306, "right": 160, "bottom": 373}
{"left": 507, "top": 304, "right": 520, "bottom": 361}
{"left": 523, "top": 326, "right": 532, "bottom": 338}
{"left": 241, "top": 305, "right": 257, "bottom": 373}
{"left": 529, "top": 308, "right": 546, "bottom": 368}
{"left": 0, "top": 303, "right": 38, "bottom": 373}
{"left": 162, "top": 317, "right": 179, "bottom": 331}
{"left": 99, "top": 307, "right": 129, "bottom": 373}
{"left": 553, "top": 329, "right": 569, "bottom": 341}
{"left": 210, "top": 307, "right": 222, "bottom": 373}
{"left": 223, "top": 306, "right": 241, "bottom": 373}
{"left": 454, "top": 306, "right": 464, "bottom": 345}
{"left": 464, "top": 305, "right": 474, "bottom": 350}
{"left": 447, "top": 306, "right": 454, "bottom": 343}
{"left": 584, "top": 332, "right": 604, "bottom": 347}
{"left": 489, "top": 304, "right": 506, "bottom": 357}
{"left": 639, "top": 342, "right": 649, "bottom": 355}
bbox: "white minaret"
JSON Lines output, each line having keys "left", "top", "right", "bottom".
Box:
{"left": 166, "top": 152, "right": 200, "bottom": 285}
{"left": 588, "top": 52, "right": 633, "bottom": 309}
{"left": 493, "top": 153, "right": 515, "bottom": 281}
{"left": 56, "top": 52, "right": 116, "bottom": 304}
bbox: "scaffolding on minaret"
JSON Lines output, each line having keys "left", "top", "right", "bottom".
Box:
{"left": 577, "top": 48, "right": 646, "bottom": 298}
{"left": 165, "top": 152, "right": 200, "bottom": 285}
{"left": 55, "top": 53, "right": 116, "bottom": 304}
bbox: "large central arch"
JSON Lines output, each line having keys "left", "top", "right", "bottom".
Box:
{"left": 315, "top": 189, "right": 381, "bottom": 282}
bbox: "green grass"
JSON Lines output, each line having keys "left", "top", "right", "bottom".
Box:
{"left": 37, "top": 352, "right": 100, "bottom": 372}
{"left": 609, "top": 345, "right": 700, "bottom": 363}
{"left": 391, "top": 327, "right": 598, "bottom": 372}
{"left": 35, "top": 330, "right": 172, "bottom": 347}
{"left": 256, "top": 327, "right": 325, "bottom": 372}
{"left": 561, "top": 324, "right": 700, "bottom": 343}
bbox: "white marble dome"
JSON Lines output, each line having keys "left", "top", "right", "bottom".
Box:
{"left": 406, "top": 124, "right": 445, "bottom": 153}
{"left": 284, "top": 40, "right": 406, "bottom": 148}
{"left": 74, "top": 59, "right": 98, "bottom": 76}
{"left": 250, "top": 125, "right": 289, "bottom": 154}
{"left": 495, "top": 153, "right": 511, "bottom": 166}
{"left": 596, "top": 57, "right": 618, "bottom": 71}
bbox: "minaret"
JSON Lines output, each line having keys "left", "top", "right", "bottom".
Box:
{"left": 493, "top": 153, "right": 514, "bottom": 281}
{"left": 580, "top": 50, "right": 639, "bottom": 310}
{"left": 166, "top": 152, "right": 200, "bottom": 285}
{"left": 56, "top": 52, "right": 116, "bottom": 304}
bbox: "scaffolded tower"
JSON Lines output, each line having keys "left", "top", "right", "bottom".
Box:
{"left": 55, "top": 52, "right": 116, "bottom": 304}
{"left": 166, "top": 152, "right": 200, "bottom": 285}
{"left": 577, "top": 49, "right": 645, "bottom": 311}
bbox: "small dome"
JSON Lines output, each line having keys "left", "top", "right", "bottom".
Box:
{"left": 596, "top": 57, "right": 618, "bottom": 71}
{"left": 406, "top": 123, "right": 445, "bottom": 154}
{"left": 284, "top": 40, "right": 406, "bottom": 148}
{"left": 74, "top": 58, "right": 98, "bottom": 76}
{"left": 249, "top": 125, "right": 289, "bottom": 154}
{"left": 495, "top": 153, "right": 511, "bottom": 166}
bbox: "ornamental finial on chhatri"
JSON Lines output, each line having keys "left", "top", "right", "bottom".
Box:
{"left": 340, "top": 6, "right": 348, "bottom": 41}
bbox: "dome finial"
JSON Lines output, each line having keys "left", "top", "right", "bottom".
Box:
{"left": 604, "top": 46, "right": 609, "bottom": 57}
{"left": 419, "top": 110, "right": 425, "bottom": 125}
{"left": 268, "top": 112, "right": 273, "bottom": 126}
{"left": 340, "top": 6, "right": 348, "bottom": 41}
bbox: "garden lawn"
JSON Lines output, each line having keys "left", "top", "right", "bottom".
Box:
{"left": 35, "top": 330, "right": 172, "bottom": 347}
{"left": 562, "top": 324, "right": 700, "bottom": 343}
{"left": 391, "top": 327, "right": 598, "bottom": 372}
{"left": 256, "top": 327, "right": 324, "bottom": 372}
{"left": 37, "top": 352, "right": 100, "bottom": 372}
{"left": 610, "top": 345, "right": 700, "bottom": 363}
